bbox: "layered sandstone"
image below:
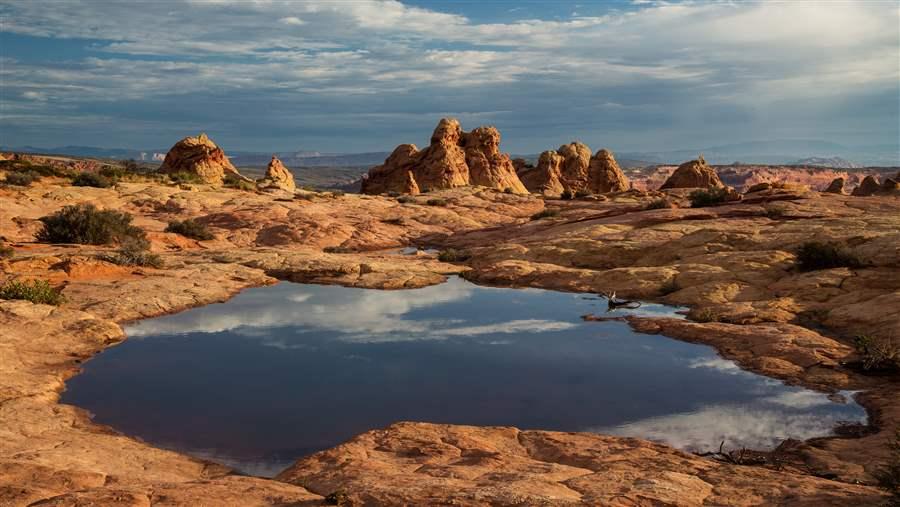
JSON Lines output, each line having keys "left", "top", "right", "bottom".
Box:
{"left": 157, "top": 133, "right": 245, "bottom": 185}
{"left": 587, "top": 148, "right": 630, "bottom": 193}
{"left": 516, "top": 150, "right": 565, "bottom": 196}
{"left": 257, "top": 155, "right": 296, "bottom": 192}
{"left": 660, "top": 155, "right": 724, "bottom": 189}
{"left": 361, "top": 118, "right": 526, "bottom": 194}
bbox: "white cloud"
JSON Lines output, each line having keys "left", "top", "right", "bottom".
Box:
{"left": 278, "top": 16, "right": 305, "bottom": 26}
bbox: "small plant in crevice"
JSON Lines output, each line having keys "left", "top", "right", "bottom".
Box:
{"left": 530, "top": 208, "right": 560, "bottom": 220}
{"left": 426, "top": 198, "right": 447, "bottom": 207}
{"left": 575, "top": 189, "right": 593, "bottom": 199}
{"left": 72, "top": 172, "right": 114, "bottom": 188}
{"left": 396, "top": 195, "right": 415, "bottom": 204}
{"left": 165, "top": 219, "right": 215, "bottom": 241}
{"left": 437, "top": 248, "right": 471, "bottom": 263}
{"left": 223, "top": 174, "right": 256, "bottom": 191}
{"left": 875, "top": 429, "right": 900, "bottom": 506}
{"left": 645, "top": 198, "right": 671, "bottom": 210}
{"left": 0, "top": 243, "right": 13, "bottom": 259}
{"left": 37, "top": 204, "right": 147, "bottom": 245}
{"left": 688, "top": 187, "right": 729, "bottom": 208}
{"left": 854, "top": 335, "right": 900, "bottom": 372}
{"left": 0, "top": 279, "right": 65, "bottom": 305}
{"left": 99, "top": 239, "right": 163, "bottom": 268}
{"left": 690, "top": 307, "right": 721, "bottom": 323}
{"left": 763, "top": 203, "right": 787, "bottom": 219}
{"left": 559, "top": 189, "right": 574, "bottom": 200}
{"left": 795, "top": 241, "right": 862, "bottom": 272}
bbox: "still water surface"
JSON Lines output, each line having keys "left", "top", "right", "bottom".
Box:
{"left": 63, "top": 277, "right": 865, "bottom": 476}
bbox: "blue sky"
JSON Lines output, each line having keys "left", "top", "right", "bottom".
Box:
{"left": 0, "top": 0, "right": 898, "bottom": 154}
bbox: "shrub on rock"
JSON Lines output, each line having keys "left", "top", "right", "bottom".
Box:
{"left": 37, "top": 204, "right": 147, "bottom": 245}
{"left": 795, "top": 241, "right": 862, "bottom": 271}
{"left": 72, "top": 172, "right": 114, "bottom": 188}
{"left": 0, "top": 279, "right": 65, "bottom": 305}
{"left": 165, "top": 218, "right": 214, "bottom": 241}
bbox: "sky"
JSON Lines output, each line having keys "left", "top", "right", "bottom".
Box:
{"left": 1, "top": 0, "right": 898, "bottom": 154}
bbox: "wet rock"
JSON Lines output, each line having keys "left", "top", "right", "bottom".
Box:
{"left": 660, "top": 155, "right": 724, "bottom": 189}
{"left": 157, "top": 133, "right": 245, "bottom": 185}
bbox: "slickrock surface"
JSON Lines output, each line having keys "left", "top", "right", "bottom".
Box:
{"left": 361, "top": 118, "right": 527, "bottom": 195}
{"left": 279, "top": 422, "right": 881, "bottom": 506}
{"left": 0, "top": 169, "right": 897, "bottom": 505}
{"left": 258, "top": 155, "right": 296, "bottom": 192}
{"left": 660, "top": 155, "right": 725, "bottom": 189}
{"left": 157, "top": 133, "right": 245, "bottom": 185}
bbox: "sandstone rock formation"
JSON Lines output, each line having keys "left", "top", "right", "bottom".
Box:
{"left": 361, "top": 118, "right": 526, "bottom": 195}
{"left": 824, "top": 177, "right": 845, "bottom": 194}
{"left": 881, "top": 177, "right": 899, "bottom": 193}
{"left": 157, "top": 133, "right": 245, "bottom": 185}
{"left": 516, "top": 150, "right": 565, "bottom": 196}
{"left": 257, "top": 155, "right": 295, "bottom": 192}
{"left": 851, "top": 175, "right": 881, "bottom": 196}
{"left": 516, "top": 144, "right": 629, "bottom": 196}
{"left": 660, "top": 155, "right": 724, "bottom": 189}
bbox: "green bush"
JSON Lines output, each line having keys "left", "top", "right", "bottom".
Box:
{"left": 99, "top": 239, "right": 163, "bottom": 268}
{"left": 3, "top": 171, "right": 39, "bottom": 186}
{"left": 795, "top": 241, "right": 862, "bottom": 272}
{"left": 72, "top": 172, "right": 113, "bottom": 188}
{"left": 165, "top": 219, "right": 214, "bottom": 241}
{"left": 560, "top": 189, "right": 574, "bottom": 200}
{"left": 688, "top": 187, "right": 729, "bottom": 208}
{"left": 99, "top": 165, "right": 127, "bottom": 180}
{"left": 690, "top": 307, "right": 721, "bottom": 323}
{"left": 530, "top": 208, "right": 560, "bottom": 220}
{"left": 37, "top": 204, "right": 147, "bottom": 245}
{"left": 397, "top": 195, "right": 415, "bottom": 204}
{"left": 764, "top": 204, "right": 787, "bottom": 219}
{"left": 645, "top": 198, "right": 671, "bottom": 210}
{"left": 437, "top": 248, "right": 471, "bottom": 263}
{"left": 876, "top": 429, "right": 900, "bottom": 506}
{"left": 426, "top": 198, "right": 447, "bottom": 206}
{"left": 0, "top": 279, "right": 65, "bottom": 305}
{"left": 0, "top": 160, "right": 74, "bottom": 178}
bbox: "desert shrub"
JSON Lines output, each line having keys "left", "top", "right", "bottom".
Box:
{"left": 99, "top": 165, "right": 127, "bottom": 180}
{"left": 659, "top": 278, "right": 681, "bottom": 296}
{"left": 646, "top": 198, "right": 671, "bottom": 210}
{"left": 575, "top": 189, "right": 593, "bottom": 199}
{"left": 330, "top": 190, "right": 345, "bottom": 198}
{"left": 1, "top": 160, "right": 74, "bottom": 178}
{"left": 165, "top": 219, "right": 214, "bottom": 241}
{"left": 560, "top": 189, "right": 574, "bottom": 200}
{"left": 3, "top": 171, "right": 39, "bottom": 186}
{"left": 876, "top": 429, "right": 900, "bottom": 506}
{"left": 167, "top": 171, "right": 202, "bottom": 184}
{"left": 530, "top": 208, "right": 560, "bottom": 220}
{"left": 0, "top": 279, "right": 65, "bottom": 305}
{"left": 99, "top": 239, "right": 163, "bottom": 268}
{"left": 690, "top": 307, "right": 721, "bottom": 323}
{"left": 688, "top": 187, "right": 729, "bottom": 208}
{"left": 323, "top": 245, "right": 352, "bottom": 254}
{"left": 37, "top": 204, "right": 147, "bottom": 245}
{"left": 224, "top": 174, "right": 256, "bottom": 191}
{"left": 426, "top": 198, "right": 447, "bottom": 207}
{"left": 397, "top": 195, "right": 415, "bottom": 204}
{"left": 0, "top": 244, "right": 13, "bottom": 259}
{"left": 795, "top": 241, "right": 862, "bottom": 272}
{"left": 72, "top": 172, "right": 113, "bottom": 188}
{"left": 854, "top": 335, "right": 900, "bottom": 372}
{"left": 437, "top": 248, "right": 471, "bottom": 263}
{"left": 324, "top": 490, "right": 349, "bottom": 506}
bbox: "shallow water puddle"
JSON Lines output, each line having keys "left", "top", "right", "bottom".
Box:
{"left": 62, "top": 277, "right": 865, "bottom": 477}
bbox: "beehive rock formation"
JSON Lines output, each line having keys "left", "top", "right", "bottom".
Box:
{"left": 823, "top": 177, "right": 845, "bottom": 194}
{"left": 517, "top": 144, "right": 629, "bottom": 196}
{"left": 851, "top": 175, "right": 881, "bottom": 196}
{"left": 257, "top": 155, "right": 296, "bottom": 192}
{"left": 157, "top": 133, "right": 244, "bottom": 185}
{"left": 361, "top": 119, "right": 526, "bottom": 195}
{"left": 660, "top": 155, "right": 724, "bottom": 189}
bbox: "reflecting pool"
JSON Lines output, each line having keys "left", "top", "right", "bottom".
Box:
{"left": 62, "top": 277, "right": 865, "bottom": 477}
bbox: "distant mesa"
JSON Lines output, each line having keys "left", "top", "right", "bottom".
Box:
{"left": 516, "top": 143, "right": 629, "bottom": 196}
{"left": 660, "top": 155, "right": 724, "bottom": 189}
{"left": 257, "top": 155, "right": 296, "bottom": 192}
{"left": 157, "top": 133, "right": 246, "bottom": 185}
{"left": 361, "top": 118, "right": 526, "bottom": 195}
{"left": 792, "top": 156, "right": 861, "bottom": 169}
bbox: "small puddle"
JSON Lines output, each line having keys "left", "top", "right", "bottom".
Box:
{"left": 62, "top": 277, "right": 866, "bottom": 477}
